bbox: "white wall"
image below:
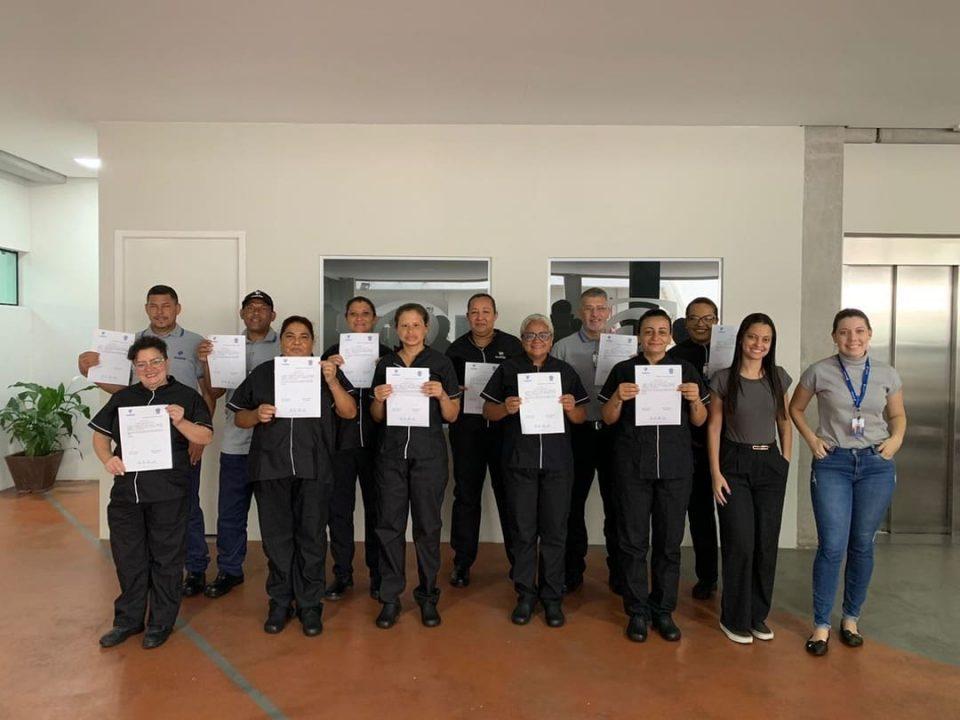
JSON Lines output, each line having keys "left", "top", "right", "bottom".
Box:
{"left": 98, "top": 122, "right": 805, "bottom": 546}
{"left": 0, "top": 177, "right": 100, "bottom": 490}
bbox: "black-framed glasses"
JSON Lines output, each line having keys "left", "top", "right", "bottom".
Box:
{"left": 521, "top": 331, "right": 553, "bottom": 342}
{"left": 686, "top": 314, "right": 717, "bottom": 326}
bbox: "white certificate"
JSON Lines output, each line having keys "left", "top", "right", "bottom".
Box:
{"left": 463, "top": 362, "right": 498, "bottom": 415}
{"left": 386, "top": 366, "right": 430, "bottom": 427}
{"left": 706, "top": 325, "right": 737, "bottom": 378}
{"left": 118, "top": 405, "right": 172, "bottom": 472}
{"left": 595, "top": 332, "right": 638, "bottom": 385}
{"left": 634, "top": 364, "right": 682, "bottom": 426}
{"left": 339, "top": 333, "right": 380, "bottom": 389}
{"left": 274, "top": 357, "right": 323, "bottom": 418}
{"left": 87, "top": 329, "right": 134, "bottom": 386}
{"left": 207, "top": 335, "right": 246, "bottom": 389}
{"left": 518, "top": 372, "right": 564, "bottom": 435}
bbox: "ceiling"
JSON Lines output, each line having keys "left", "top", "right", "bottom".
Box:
{"left": 2, "top": 0, "right": 959, "bottom": 177}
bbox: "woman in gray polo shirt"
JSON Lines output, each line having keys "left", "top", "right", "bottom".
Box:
{"left": 789, "top": 309, "right": 906, "bottom": 656}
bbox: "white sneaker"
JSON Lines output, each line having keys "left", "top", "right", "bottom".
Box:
{"left": 720, "top": 622, "right": 754, "bottom": 644}
{"left": 750, "top": 622, "right": 775, "bottom": 641}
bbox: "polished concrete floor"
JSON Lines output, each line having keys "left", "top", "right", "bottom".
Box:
{"left": 1, "top": 481, "right": 958, "bottom": 720}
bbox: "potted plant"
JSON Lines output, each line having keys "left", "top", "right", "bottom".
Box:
{"left": 0, "top": 381, "right": 94, "bottom": 493}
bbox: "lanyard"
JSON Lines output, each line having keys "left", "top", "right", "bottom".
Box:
{"left": 837, "top": 356, "right": 870, "bottom": 412}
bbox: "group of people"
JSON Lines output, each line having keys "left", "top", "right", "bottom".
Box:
{"left": 81, "top": 284, "right": 905, "bottom": 657}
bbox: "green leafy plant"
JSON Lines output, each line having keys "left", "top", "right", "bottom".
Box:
{"left": 0, "top": 382, "right": 95, "bottom": 457}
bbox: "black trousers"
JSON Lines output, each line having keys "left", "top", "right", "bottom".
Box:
{"left": 329, "top": 447, "right": 380, "bottom": 587}
{"left": 567, "top": 422, "right": 621, "bottom": 585}
{"left": 716, "top": 442, "right": 789, "bottom": 633}
{"left": 108, "top": 495, "right": 189, "bottom": 632}
{"left": 615, "top": 458, "right": 691, "bottom": 619}
{"left": 505, "top": 466, "right": 573, "bottom": 603}
{"left": 449, "top": 426, "right": 513, "bottom": 570}
{"left": 688, "top": 446, "right": 719, "bottom": 586}
{"left": 376, "top": 454, "right": 448, "bottom": 606}
{"left": 254, "top": 476, "right": 329, "bottom": 610}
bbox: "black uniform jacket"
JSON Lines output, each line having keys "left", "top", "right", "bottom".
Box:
{"left": 480, "top": 354, "right": 589, "bottom": 471}
{"left": 666, "top": 338, "right": 711, "bottom": 449}
{"left": 89, "top": 378, "right": 213, "bottom": 504}
{"left": 322, "top": 341, "right": 393, "bottom": 452}
{"left": 446, "top": 329, "right": 524, "bottom": 435}
{"left": 371, "top": 346, "right": 461, "bottom": 460}
{"left": 227, "top": 358, "right": 354, "bottom": 483}
{"left": 598, "top": 356, "right": 706, "bottom": 479}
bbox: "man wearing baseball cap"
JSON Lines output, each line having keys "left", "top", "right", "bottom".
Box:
{"left": 197, "top": 290, "right": 280, "bottom": 598}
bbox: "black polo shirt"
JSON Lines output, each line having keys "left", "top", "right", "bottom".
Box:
{"left": 446, "top": 329, "right": 524, "bottom": 435}
{"left": 598, "top": 356, "right": 706, "bottom": 479}
{"left": 372, "top": 347, "right": 461, "bottom": 459}
{"left": 227, "top": 359, "right": 354, "bottom": 483}
{"left": 89, "top": 378, "right": 213, "bottom": 504}
{"left": 480, "top": 354, "right": 589, "bottom": 471}
{"left": 322, "top": 341, "right": 393, "bottom": 452}
{"left": 667, "top": 338, "right": 711, "bottom": 449}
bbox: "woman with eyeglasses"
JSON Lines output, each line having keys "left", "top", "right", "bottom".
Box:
{"left": 708, "top": 313, "right": 793, "bottom": 645}
{"left": 481, "top": 314, "right": 589, "bottom": 628}
{"left": 229, "top": 316, "right": 357, "bottom": 637}
{"left": 789, "top": 309, "right": 906, "bottom": 657}
{"left": 90, "top": 336, "right": 214, "bottom": 650}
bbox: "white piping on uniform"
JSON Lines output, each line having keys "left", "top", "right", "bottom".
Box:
{"left": 656, "top": 425, "right": 661, "bottom": 479}
{"left": 358, "top": 389, "right": 365, "bottom": 448}
{"left": 289, "top": 419, "right": 296, "bottom": 476}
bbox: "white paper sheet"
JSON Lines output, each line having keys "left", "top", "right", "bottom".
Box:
{"left": 706, "top": 325, "right": 737, "bottom": 378}
{"left": 595, "top": 332, "right": 638, "bottom": 385}
{"left": 87, "top": 329, "right": 134, "bottom": 386}
{"left": 339, "top": 333, "right": 380, "bottom": 389}
{"left": 273, "top": 357, "right": 323, "bottom": 418}
{"left": 634, "top": 364, "right": 681, "bottom": 426}
{"left": 518, "top": 372, "right": 564, "bottom": 435}
{"left": 207, "top": 334, "right": 246, "bottom": 389}
{"left": 386, "top": 366, "right": 430, "bottom": 427}
{"left": 463, "top": 362, "right": 498, "bottom": 415}
{"left": 118, "top": 404, "right": 173, "bottom": 472}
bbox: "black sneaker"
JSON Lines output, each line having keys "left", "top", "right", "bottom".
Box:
{"left": 420, "top": 602, "right": 442, "bottom": 627}
{"left": 625, "top": 615, "right": 647, "bottom": 643}
{"left": 449, "top": 566, "right": 470, "bottom": 588}
{"left": 652, "top": 613, "right": 682, "bottom": 642}
{"left": 204, "top": 572, "right": 244, "bottom": 599}
{"left": 511, "top": 598, "right": 535, "bottom": 625}
{"left": 544, "top": 602, "right": 565, "bottom": 628}
{"left": 181, "top": 572, "right": 206, "bottom": 597}
{"left": 299, "top": 606, "right": 323, "bottom": 637}
{"left": 751, "top": 621, "right": 774, "bottom": 641}
{"left": 263, "top": 601, "right": 294, "bottom": 634}
{"left": 323, "top": 576, "right": 353, "bottom": 600}
{"left": 99, "top": 625, "right": 144, "bottom": 648}
{"left": 376, "top": 602, "right": 401, "bottom": 629}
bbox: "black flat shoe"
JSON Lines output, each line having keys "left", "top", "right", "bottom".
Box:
{"left": 840, "top": 628, "right": 864, "bottom": 648}
{"left": 511, "top": 599, "right": 535, "bottom": 625}
{"left": 449, "top": 566, "right": 470, "bottom": 588}
{"left": 544, "top": 602, "right": 565, "bottom": 628}
{"left": 376, "top": 602, "right": 401, "bottom": 629}
{"left": 263, "top": 601, "right": 295, "bottom": 634}
{"left": 420, "top": 602, "right": 442, "bottom": 628}
{"left": 99, "top": 625, "right": 144, "bottom": 648}
{"left": 691, "top": 580, "right": 717, "bottom": 600}
{"left": 324, "top": 577, "right": 353, "bottom": 601}
{"left": 626, "top": 615, "right": 648, "bottom": 643}
{"left": 299, "top": 606, "right": 323, "bottom": 637}
{"left": 142, "top": 628, "right": 172, "bottom": 650}
{"left": 652, "top": 613, "right": 682, "bottom": 642}
{"left": 181, "top": 572, "right": 206, "bottom": 598}
{"left": 805, "top": 635, "right": 829, "bottom": 657}
{"left": 204, "top": 572, "right": 244, "bottom": 599}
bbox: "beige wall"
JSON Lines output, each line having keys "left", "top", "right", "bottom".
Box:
{"left": 97, "top": 122, "right": 805, "bottom": 546}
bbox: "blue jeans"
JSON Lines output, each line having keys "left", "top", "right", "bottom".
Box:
{"left": 184, "top": 459, "right": 210, "bottom": 574}
{"left": 811, "top": 447, "right": 896, "bottom": 629}
{"left": 215, "top": 453, "right": 254, "bottom": 576}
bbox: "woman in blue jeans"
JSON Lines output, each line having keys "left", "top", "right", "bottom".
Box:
{"left": 790, "top": 309, "right": 906, "bottom": 656}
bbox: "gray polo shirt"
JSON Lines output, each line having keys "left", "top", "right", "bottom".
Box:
{"left": 136, "top": 325, "right": 205, "bottom": 391}
{"left": 551, "top": 329, "right": 602, "bottom": 422}
{"left": 221, "top": 329, "right": 281, "bottom": 455}
{"left": 798, "top": 353, "right": 902, "bottom": 449}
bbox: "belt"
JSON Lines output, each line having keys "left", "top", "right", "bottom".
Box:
{"left": 725, "top": 440, "right": 777, "bottom": 452}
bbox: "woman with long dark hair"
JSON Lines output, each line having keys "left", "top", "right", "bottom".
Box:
{"left": 789, "top": 309, "right": 906, "bottom": 656}
{"left": 707, "top": 313, "right": 793, "bottom": 644}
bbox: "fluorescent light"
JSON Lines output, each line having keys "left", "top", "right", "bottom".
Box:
{"left": 74, "top": 157, "right": 101, "bottom": 170}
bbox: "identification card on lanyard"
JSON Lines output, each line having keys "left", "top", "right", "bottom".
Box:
{"left": 838, "top": 356, "right": 870, "bottom": 438}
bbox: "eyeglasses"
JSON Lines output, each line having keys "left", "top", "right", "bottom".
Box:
{"left": 133, "top": 358, "right": 166, "bottom": 370}
{"left": 521, "top": 332, "right": 553, "bottom": 342}
{"left": 686, "top": 314, "right": 717, "bottom": 326}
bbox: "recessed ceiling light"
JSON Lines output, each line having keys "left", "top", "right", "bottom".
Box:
{"left": 74, "top": 157, "right": 101, "bottom": 170}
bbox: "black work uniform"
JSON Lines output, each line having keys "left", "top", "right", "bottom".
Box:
{"left": 228, "top": 359, "right": 352, "bottom": 612}
{"left": 446, "top": 330, "right": 523, "bottom": 572}
{"left": 372, "top": 348, "right": 461, "bottom": 607}
{"left": 667, "top": 338, "right": 718, "bottom": 588}
{"left": 481, "top": 355, "right": 589, "bottom": 604}
{"left": 89, "top": 378, "right": 212, "bottom": 634}
{"left": 598, "top": 357, "right": 705, "bottom": 620}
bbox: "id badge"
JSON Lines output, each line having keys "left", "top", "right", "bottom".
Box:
{"left": 851, "top": 415, "right": 865, "bottom": 438}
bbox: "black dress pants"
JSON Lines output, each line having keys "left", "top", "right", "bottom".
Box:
{"left": 615, "top": 459, "right": 691, "bottom": 619}
{"left": 687, "top": 446, "right": 719, "bottom": 586}
{"left": 329, "top": 447, "right": 380, "bottom": 588}
{"left": 254, "top": 476, "right": 329, "bottom": 610}
{"left": 505, "top": 466, "right": 573, "bottom": 603}
{"left": 567, "top": 422, "right": 621, "bottom": 585}
{"left": 108, "top": 495, "right": 189, "bottom": 632}
{"left": 449, "top": 425, "right": 513, "bottom": 571}
{"left": 716, "top": 443, "right": 789, "bottom": 633}
{"left": 376, "top": 454, "right": 448, "bottom": 606}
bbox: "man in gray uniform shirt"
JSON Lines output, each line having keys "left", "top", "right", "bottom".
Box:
{"left": 79, "top": 284, "right": 213, "bottom": 597}
{"left": 550, "top": 287, "right": 623, "bottom": 594}
{"left": 197, "top": 290, "right": 280, "bottom": 598}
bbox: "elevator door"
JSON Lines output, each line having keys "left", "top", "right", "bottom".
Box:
{"left": 842, "top": 264, "right": 954, "bottom": 535}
